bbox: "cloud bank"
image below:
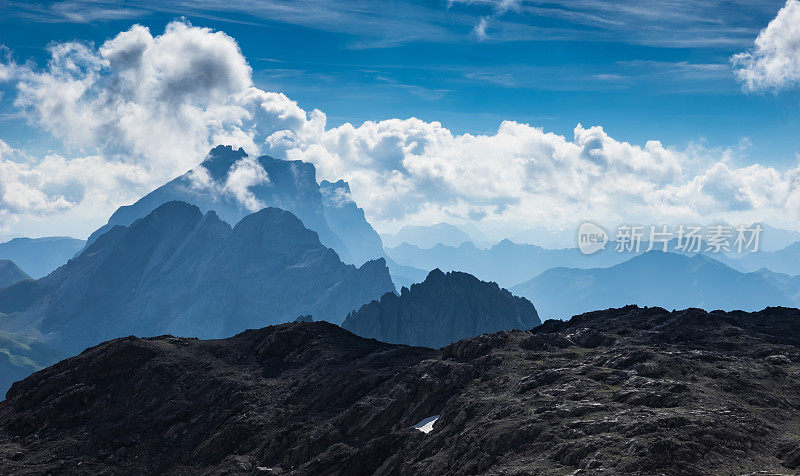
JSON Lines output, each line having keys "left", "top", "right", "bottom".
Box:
{"left": 1, "top": 21, "right": 799, "bottom": 237}
{"left": 733, "top": 0, "right": 800, "bottom": 92}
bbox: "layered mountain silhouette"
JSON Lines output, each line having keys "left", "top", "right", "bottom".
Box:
{"left": 4, "top": 307, "right": 800, "bottom": 473}
{"left": 511, "top": 251, "right": 799, "bottom": 320}
{"left": 725, "top": 241, "right": 800, "bottom": 276}
{"left": 342, "top": 269, "right": 540, "bottom": 348}
{"left": 81, "top": 145, "right": 425, "bottom": 286}
{"left": 0, "top": 201, "right": 394, "bottom": 360}
{"left": 0, "top": 237, "right": 85, "bottom": 278}
{"left": 754, "top": 223, "right": 800, "bottom": 252}
{"left": 0, "top": 260, "right": 29, "bottom": 288}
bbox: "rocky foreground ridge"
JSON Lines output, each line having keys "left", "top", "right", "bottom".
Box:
{"left": 2, "top": 306, "right": 800, "bottom": 475}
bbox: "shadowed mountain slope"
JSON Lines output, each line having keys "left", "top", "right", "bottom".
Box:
{"left": 0, "top": 201, "right": 394, "bottom": 359}
{"left": 82, "top": 146, "right": 425, "bottom": 288}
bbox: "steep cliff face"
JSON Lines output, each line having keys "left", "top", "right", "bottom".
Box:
{"left": 342, "top": 268, "right": 540, "bottom": 348}
{"left": 319, "top": 179, "right": 386, "bottom": 267}
{"left": 1, "top": 202, "right": 395, "bottom": 358}
{"left": 3, "top": 307, "right": 800, "bottom": 474}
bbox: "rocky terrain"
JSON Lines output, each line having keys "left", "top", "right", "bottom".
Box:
{"left": 2, "top": 305, "right": 800, "bottom": 474}
{"left": 343, "top": 269, "right": 540, "bottom": 348}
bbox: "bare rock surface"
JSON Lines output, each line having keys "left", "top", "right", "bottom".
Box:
{"left": 3, "top": 305, "right": 800, "bottom": 475}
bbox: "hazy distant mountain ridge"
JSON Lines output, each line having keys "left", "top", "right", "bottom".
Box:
{"left": 343, "top": 268, "right": 540, "bottom": 348}
{"left": 0, "top": 237, "right": 85, "bottom": 279}
{"left": 381, "top": 223, "right": 475, "bottom": 249}
{"left": 511, "top": 251, "right": 798, "bottom": 320}
{"left": 80, "top": 145, "right": 424, "bottom": 286}
{"left": 319, "top": 179, "right": 387, "bottom": 266}
{"left": 386, "top": 238, "right": 632, "bottom": 288}
{"left": 725, "top": 241, "right": 800, "bottom": 276}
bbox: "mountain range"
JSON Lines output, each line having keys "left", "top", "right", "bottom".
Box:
{"left": 386, "top": 238, "right": 633, "bottom": 288}
{"left": 381, "top": 223, "right": 476, "bottom": 249}
{"left": 511, "top": 251, "right": 799, "bottom": 320}
{"left": 3, "top": 306, "right": 800, "bottom": 473}
{"left": 724, "top": 241, "right": 800, "bottom": 276}
{"left": 342, "top": 269, "right": 540, "bottom": 348}
{"left": 0, "top": 202, "right": 394, "bottom": 389}
{"left": 0, "top": 237, "right": 85, "bottom": 279}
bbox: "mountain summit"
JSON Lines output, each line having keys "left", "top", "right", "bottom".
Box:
{"left": 343, "top": 269, "right": 540, "bottom": 348}
{"left": 84, "top": 146, "right": 384, "bottom": 267}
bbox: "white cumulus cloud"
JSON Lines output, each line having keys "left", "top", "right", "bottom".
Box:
{"left": 732, "top": 0, "right": 800, "bottom": 92}
{"left": 1, "top": 20, "right": 799, "bottom": 238}
{"left": 0, "top": 140, "right": 150, "bottom": 233}
{"left": 0, "top": 21, "right": 315, "bottom": 233}
{"left": 267, "top": 113, "right": 800, "bottom": 232}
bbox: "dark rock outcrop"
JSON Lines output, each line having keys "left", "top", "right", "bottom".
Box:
{"left": 0, "top": 202, "right": 395, "bottom": 359}
{"left": 342, "top": 269, "right": 540, "bottom": 348}
{"left": 2, "top": 306, "right": 800, "bottom": 474}
{"left": 0, "top": 260, "right": 29, "bottom": 288}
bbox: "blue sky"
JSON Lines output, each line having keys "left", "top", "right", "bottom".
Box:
{"left": 1, "top": 0, "right": 800, "bottom": 239}
{"left": 1, "top": 0, "right": 798, "bottom": 164}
